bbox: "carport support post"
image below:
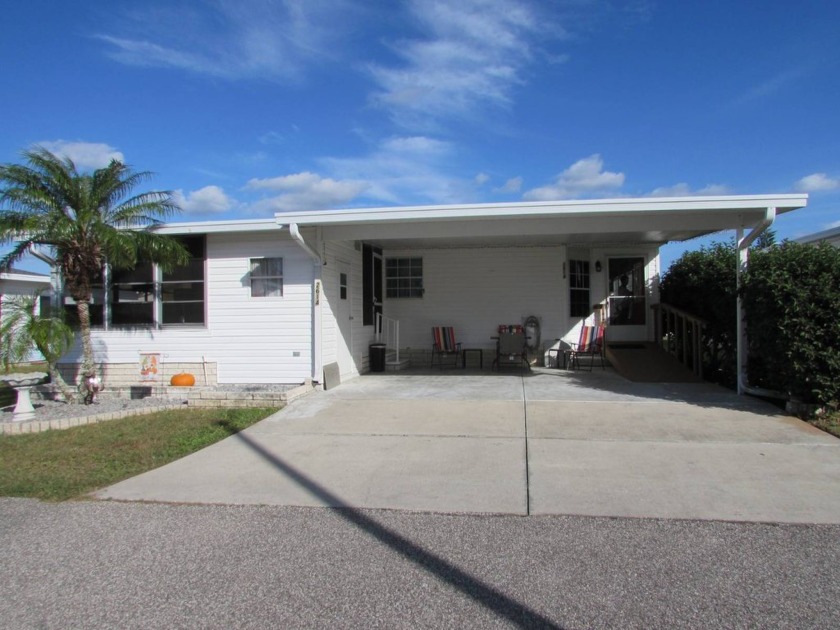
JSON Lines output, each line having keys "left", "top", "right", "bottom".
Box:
{"left": 735, "top": 207, "right": 775, "bottom": 396}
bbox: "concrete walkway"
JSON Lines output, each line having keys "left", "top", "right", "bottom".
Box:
{"left": 96, "top": 368, "right": 840, "bottom": 524}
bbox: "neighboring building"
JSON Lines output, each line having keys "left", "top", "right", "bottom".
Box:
{"left": 52, "top": 194, "right": 807, "bottom": 387}
{"left": 0, "top": 269, "right": 51, "bottom": 363}
{"left": 794, "top": 225, "right": 840, "bottom": 247}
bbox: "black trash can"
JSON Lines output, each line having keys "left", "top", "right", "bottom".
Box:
{"left": 369, "top": 343, "right": 387, "bottom": 373}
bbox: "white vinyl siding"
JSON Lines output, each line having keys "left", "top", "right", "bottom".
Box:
{"left": 321, "top": 240, "right": 377, "bottom": 377}
{"left": 77, "top": 231, "right": 314, "bottom": 384}
{"left": 382, "top": 246, "right": 567, "bottom": 353}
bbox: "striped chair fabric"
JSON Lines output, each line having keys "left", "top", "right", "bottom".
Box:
{"left": 431, "top": 326, "right": 462, "bottom": 367}
{"left": 570, "top": 325, "right": 606, "bottom": 370}
{"left": 577, "top": 325, "right": 604, "bottom": 353}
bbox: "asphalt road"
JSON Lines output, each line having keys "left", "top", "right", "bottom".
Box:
{"left": 1, "top": 499, "right": 838, "bottom": 629}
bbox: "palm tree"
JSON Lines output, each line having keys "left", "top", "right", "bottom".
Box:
{"left": 0, "top": 293, "right": 77, "bottom": 402}
{"left": 0, "top": 147, "right": 188, "bottom": 376}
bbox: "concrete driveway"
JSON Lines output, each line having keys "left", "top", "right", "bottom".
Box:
{"left": 96, "top": 368, "right": 840, "bottom": 524}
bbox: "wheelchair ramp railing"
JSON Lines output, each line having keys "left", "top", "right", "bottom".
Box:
{"left": 650, "top": 303, "right": 707, "bottom": 379}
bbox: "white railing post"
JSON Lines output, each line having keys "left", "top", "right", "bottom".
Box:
{"left": 374, "top": 313, "right": 401, "bottom": 366}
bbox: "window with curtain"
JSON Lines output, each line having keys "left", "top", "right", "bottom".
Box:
{"left": 250, "top": 257, "right": 283, "bottom": 297}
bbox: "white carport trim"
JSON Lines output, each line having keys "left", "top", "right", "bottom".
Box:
{"left": 273, "top": 194, "right": 807, "bottom": 226}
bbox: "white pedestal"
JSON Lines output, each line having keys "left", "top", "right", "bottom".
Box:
{"left": 13, "top": 386, "right": 36, "bottom": 422}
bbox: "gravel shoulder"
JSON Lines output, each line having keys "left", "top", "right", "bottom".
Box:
{"left": 1, "top": 384, "right": 294, "bottom": 424}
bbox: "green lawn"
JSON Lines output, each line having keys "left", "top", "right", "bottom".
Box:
{"left": 0, "top": 407, "right": 279, "bottom": 501}
{"left": 810, "top": 411, "right": 840, "bottom": 439}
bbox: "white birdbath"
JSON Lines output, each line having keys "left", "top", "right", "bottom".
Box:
{"left": 1, "top": 373, "right": 48, "bottom": 422}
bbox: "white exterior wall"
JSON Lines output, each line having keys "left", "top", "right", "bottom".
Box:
{"left": 321, "top": 240, "right": 377, "bottom": 377}
{"left": 72, "top": 232, "right": 315, "bottom": 384}
{"left": 380, "top": 244, "right": 660, "bottom": 358}
{"left": 382, "top": 246, "right": 567, "bottom": 355}
{"left": 0, "top": 276, "right": 51, "bottom": 362}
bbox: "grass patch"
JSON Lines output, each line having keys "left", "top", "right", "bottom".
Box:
{"left": 809, "top": 410, "right": 840, "bottom": 439}
{"left": 0, "top": 406, "right": 279, "bottom": 501}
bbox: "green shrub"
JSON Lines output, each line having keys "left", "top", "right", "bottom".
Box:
{"left": 660, "top": 241, "right": 738, "bottom": 388}
{"left": 742, "top": 241, "right": 840, "bottom": 405}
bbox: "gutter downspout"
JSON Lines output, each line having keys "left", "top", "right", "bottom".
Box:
{"left": 736, "top": 206, "right": 786, "bottom": 399}
{"left": 287, "top": 223, "right": 323, "bottom": 384}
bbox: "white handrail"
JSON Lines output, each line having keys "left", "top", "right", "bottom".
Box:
{"left": 375, "top": 313, "right": 400, "bottom": 365}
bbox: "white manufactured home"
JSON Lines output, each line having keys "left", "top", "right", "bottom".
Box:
{"left": 55, "top": 194, "right": 807, "bottom": 386}
{"left": 1, "top": 269, "right": 51, "bottom": 363}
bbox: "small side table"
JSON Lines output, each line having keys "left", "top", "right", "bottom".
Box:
{"left": 462, "top": 348, "right": 483, "bottom": 369}
{"left": 546, "top": 347, "right": 569, "bottom": 370}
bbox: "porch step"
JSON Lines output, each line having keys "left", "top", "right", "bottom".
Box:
{"left": 385, "top": 352, "right": 411, "bottom": 371}
{"left": 605, "top": 343, "right": 703, "bottom": 383}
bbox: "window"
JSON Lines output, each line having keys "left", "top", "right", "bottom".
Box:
{"left": 161, "top": 236, "right": 205, "bottom": 325}
{"left": 63, "top": 268, "right": 105, "bottom": 327}
{"left": 67, "top": 235, "right": 206, "bottom": 328}
{"left": 385, "top": 257, "right": 423, "bottom": 298}
{"left": 339, "top": 272, "right": 348, "bottom": 300}
{"left": 111, "top": 263, "right": 155, "bottom": 325}
{"left": 250, "top": 258, "right": 283, "bottom": 297}
{"left": 569, "top": 259, "right": 590, "bottom": 318}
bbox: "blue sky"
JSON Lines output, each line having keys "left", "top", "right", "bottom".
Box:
{"left": 2, "top": 0, "right": 839, "bottom": 272}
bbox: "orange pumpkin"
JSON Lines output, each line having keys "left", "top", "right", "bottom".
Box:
{"left": 170, "top": 372, "right": 196, "bottom": 387}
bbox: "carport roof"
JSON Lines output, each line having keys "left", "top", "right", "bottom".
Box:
{"left": 274, "top": 194, "right": 808, "bottom": 248}
{"left": 156, "top": 194, "right": 808, "bottom": 249}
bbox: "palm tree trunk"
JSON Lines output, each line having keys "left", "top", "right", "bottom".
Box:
{"left": 77, "top": 300, "right": 95, "bottom": 376}
{"left": 47, "top": 363, "right": 76, "bottom": 403}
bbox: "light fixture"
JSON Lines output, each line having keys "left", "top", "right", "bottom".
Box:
{"left": 595, "top": 260, "right": 602, "bottom": 273}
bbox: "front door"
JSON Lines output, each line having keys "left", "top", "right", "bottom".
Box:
{"left": 337, "top": 263, "right": 354, "bottom": 376}
{"left": 606, "top": 257, "right": 647, "bottom": 342}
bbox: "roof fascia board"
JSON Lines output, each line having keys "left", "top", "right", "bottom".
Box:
{"left": 153, "top": 218, "right": 281, "bottom": 235}
{"left": 274, "top": 195, "right": 808, "bottom": 227}
{"left": 794, "top": 225, "right": 840, "bottom": 244}
{"left": 0, "top": 273, "right": 50, "bottom": 283}
{"left": 317, "top": 208, "right": 792, "bottom": 243}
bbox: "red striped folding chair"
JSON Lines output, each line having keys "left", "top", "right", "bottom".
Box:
{"left": 568, "top": 325, "right": 606, "bottom": 371}
{"left": 431, "top": 326, "right": 462, "bottom": 368}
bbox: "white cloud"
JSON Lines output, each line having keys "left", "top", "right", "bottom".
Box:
{"left": 37, "top": 140, "right": 124, "bottom": 170}
{"left": 97, "top": 0, "right": 351, "bottom": 81}
{"left": 369, "top": 0, "right": 546, "bottom": 128}
{"left": 733, "top": 67, "right": 808, "bottom": 106}
{"left": 523, "top": 155, "right": 625, "bottom": 200}
{"left": 495, "top": 176, "right": 523, "bottom": 194}
{"left": 648, "top": 183, "right": 730, "bottom": 197}
{"left": 320, "top": 135, "right": 461, "bottom": 205}
{"left": 795, "top": 172, "right": 840, "bottom": 193}
{"left": 173, "top": 186, "right": 235, "bottom": 215}
{"left": 245, "top": 172, "right": 368, "bottom": 213}
{"left": 474, "top": 172, "right": 490, "bottom": 185}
